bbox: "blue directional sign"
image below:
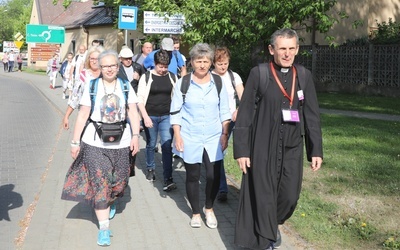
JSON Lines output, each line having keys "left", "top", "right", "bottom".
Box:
{"left": 118, "top": 6, "right": 138, "bottom": 30}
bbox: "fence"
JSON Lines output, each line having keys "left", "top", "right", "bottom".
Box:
{"left": 296, "top": 45, "right": 400, "bottom": 88}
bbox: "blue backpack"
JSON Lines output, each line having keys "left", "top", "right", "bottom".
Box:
{"left": 89, "top": 77, "right": 130, "bottom": 114}
{"left": 59, "top": 60, "right": 68, "bottom": 78}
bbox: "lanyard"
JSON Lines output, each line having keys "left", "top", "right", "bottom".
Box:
{"left": 270, "top": 62, "right": 297, "bottom": 108}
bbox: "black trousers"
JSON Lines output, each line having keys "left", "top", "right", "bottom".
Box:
{"left": 184, "top": 149, "right": 221, "bottom": 214}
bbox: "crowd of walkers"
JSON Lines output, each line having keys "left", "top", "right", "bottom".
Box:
{"left": 56, "top": 28, "right": 323, "bottom": 249}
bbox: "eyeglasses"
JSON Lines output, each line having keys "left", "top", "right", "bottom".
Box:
{"left": 89, "top": 57, "right": 98, "bottom": 61}
{"left": 100, "top": 64, "right": 118, "bottom": 70}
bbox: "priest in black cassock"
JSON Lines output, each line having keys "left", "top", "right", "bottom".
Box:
{"left": 233, "top": 28, "right": 323, "bottom": 250}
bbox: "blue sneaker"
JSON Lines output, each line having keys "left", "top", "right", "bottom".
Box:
{"left": 109, "top": 204, "right": 116, "bottom": 219}
{"left": 97, "top": 229, "right": 111, "bottom": 246}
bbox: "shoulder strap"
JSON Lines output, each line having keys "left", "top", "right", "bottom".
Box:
{"left": 145, "top": 71, "right": 151, "bottom": 85}
{"left": 119, "top": 78, "right": 129, "bottom": 105}
{"left": 134, "top": 54, "right": 140, "bottom": 63}
{"left": 211, "top": 73, "right": 222, "bottom": 97}
{"left": 169, "top": 72, "right": 177, "bottom": 83}
{"left": 180, "top": 74, "right": 191, "bottom": 104}
{"left": 256, "top": 63, "right": 270, "bottom": 105}
{"left": 75, "top": 54, "right": 79, "bottom": 62}
{"left": 170, "top": 74, "right": 191, "bottom": 115}
{"left": 227, "top": 69, "right": 236, "bottom": 90}
{"left": 293, "top": 63, "right": 306, "bottom": 90}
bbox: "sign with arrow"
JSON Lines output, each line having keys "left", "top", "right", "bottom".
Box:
{"left": 143, "top": 11, "right": 185, "bottom": 34}
{"left": 26, "top": 24, "right": 65, "bottom": 44}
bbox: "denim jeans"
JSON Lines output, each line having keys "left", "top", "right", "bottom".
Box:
{"left": 219, "top": 121, "right": 235, "bottom": 193}
{"left": 143, "top": 115, "right": 173, "bottom": 181}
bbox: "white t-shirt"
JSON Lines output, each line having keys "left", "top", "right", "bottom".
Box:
{"left": 71, "top": 53, "right": 86, "bottom": 80}
{"left": 80, "top": 78, "right": 138, "bottom": 149}
{"left": 217, "top": 71, "right": 243, "bottom": 115}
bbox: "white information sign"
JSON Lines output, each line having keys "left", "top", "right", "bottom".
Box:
{"left": 143, "top": 11, "right": 185, "bottom": 34}
{"left": 3, "top": 41, "right": 20, "bottom": 53}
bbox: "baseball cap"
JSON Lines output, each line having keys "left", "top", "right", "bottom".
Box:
{"left": 119, "top": 47, "right": 134, "bottom": 58}
{"left": 161, "top": 38, "right": 174, "bottom": 51}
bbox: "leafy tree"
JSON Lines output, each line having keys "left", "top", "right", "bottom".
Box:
{"left": 0, "top": 0, "right": 32, "bottom": 51}
{"left": 58, "top": 0, "right": 341, "bottom": 76}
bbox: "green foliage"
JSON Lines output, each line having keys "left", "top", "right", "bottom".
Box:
{"left": 0, "top": 0, "right": 32, "bottom": 51}
{"left": 383, "top": 235, "right": 400, "bottom": 249}
{"left": 370, "top": 18, "right": 400, "bottom": 44}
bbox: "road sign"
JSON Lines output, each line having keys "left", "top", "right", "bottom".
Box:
{"left": 14, "top": 41, "right": 24, "bottom": 49}
{"left": 26, "top": 24, "right": 65, "bottom": 44}
{"left": 14, "top": 32, "right": 24, "bottom": 41}
{"left": 118, "top": 6, "right": 138, "bottom": 30}
{"left": 143, "top": 11, "right": 185, "bottom": 34}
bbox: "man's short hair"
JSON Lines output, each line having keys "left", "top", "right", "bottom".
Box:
{"left": 270, "top": 28, "right": 299, "bottom": 47}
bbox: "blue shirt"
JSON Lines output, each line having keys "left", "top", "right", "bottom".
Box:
{"left": 170, "top": 73, "right": 231, "bottom": 164}
{"left": 143, "top": 50, "right": 185, "bottom": 75}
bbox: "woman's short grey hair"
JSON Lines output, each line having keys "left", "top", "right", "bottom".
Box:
{"left": 98, "top": 49, "right": 119, "bottom": 66}
{"left": 270, "top": 28, "right": 299, "bottom": 47}
{"left": 189, "top": 43, "right": 214, "bottom": 63}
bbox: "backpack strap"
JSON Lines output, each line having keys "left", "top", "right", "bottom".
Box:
{"left": 293, "top": 63, "right": 306, "bottom": 135}
{"left": 256, "top": 63, "right": 269, "bottom": 105}
{"left": 170, "top": 74, "right": 191, "bottom": 115}
{"left": 227, "top": 69, "right": 239, "bottom": 105}
{"left": 211, "top": 73, "right": 222, "bottom": 98}
{"left": 180, "top": 74, "right": 191, "bottom": 105}
{"left": 170, "top": 73, "right": 222, "bottom": 115}
{"left": 144, "top": 71, "right": 151, "bottom": 85}
{"left": 119, "top": 78, "right": 130, "bottom": 109}
{"left": 133, "top": 54, "right": 140, "bottom": 64}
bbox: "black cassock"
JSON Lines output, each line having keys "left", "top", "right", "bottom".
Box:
{"left": 233, "top": 62, "right": 323, "bottom": 249}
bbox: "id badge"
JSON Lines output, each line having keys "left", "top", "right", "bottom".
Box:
{"left": 297, "top": 90, "right": 304, "bottom": 101}
{"left": 282, "top": 109, "right": 300, "bottom": 122}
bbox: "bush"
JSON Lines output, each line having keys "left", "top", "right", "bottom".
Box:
{"left": 369, "top": 18, "right": 400, "bottom": 44}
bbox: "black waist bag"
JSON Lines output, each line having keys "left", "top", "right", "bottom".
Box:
{"left": 92, "top": 121, "right": 126, "bottom": 143}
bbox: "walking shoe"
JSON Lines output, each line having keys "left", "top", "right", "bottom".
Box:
{"left": 146, "top": 169, "right": 155, "bottom": 181}
{"left": 190, "top": 215, "right": 201, "bottom": 228}
{"left": 97, "top": 229, "right": 111, "bottom": 246}
{"left": 163, "top": 178, "right": 177, "bottom": 191}
{"left": 217, "top": 192, "right": 228, "bottom": 202}
{"left": 203, "top": 207, "right": 218, "bottom": 229}
{"left": 263, "top": 241, "right": 274, "bottom": 250}
{"left": 109, "top": 203, "right": 116, "bottom": 219}
{"left": 274, "top": 228, "right": 281, "bottom": 248}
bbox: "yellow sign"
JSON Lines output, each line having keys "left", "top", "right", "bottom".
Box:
{"left": 14, "top": 32, "right": 24, "bottom": 41}
{"left": 14, "top": 41, "right": 24, "bottom": 49}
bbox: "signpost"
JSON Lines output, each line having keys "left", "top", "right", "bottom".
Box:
{"left": 143, "top": 11, "right": 185, "bottom": 34}
{"left": 26, "top": 24, "right": 65, "bottom": 44}
{"left": 118, "top": 6, "right": 138, "bottom": 30}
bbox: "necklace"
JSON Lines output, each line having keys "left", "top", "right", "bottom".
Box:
{"left": 103, "top": 79, "right": 117, "bottom": 96}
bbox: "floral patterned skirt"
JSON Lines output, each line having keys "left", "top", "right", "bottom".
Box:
{"left": 61, "top": 142, "right": 130, "bottom": 210}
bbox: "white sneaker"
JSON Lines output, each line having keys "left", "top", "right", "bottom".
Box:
{"left": 203, "top": 207, "right": 218, "bottom": 229}
{"left": 190, "top": 215, "right": 201, "bottom": 228}
{"left": 62, "top": 93, "right": 66, "bottom": 99}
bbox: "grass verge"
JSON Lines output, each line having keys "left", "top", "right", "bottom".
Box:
{"left": 224, "top": 112, "right": 400, "bottom": 249}
{"left": 317, "top": 92, "right": 400, "bottom": 115}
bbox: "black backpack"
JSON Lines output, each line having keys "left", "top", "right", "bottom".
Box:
{"left": 170, "top": 73, "right": 223, "bottom": 115}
